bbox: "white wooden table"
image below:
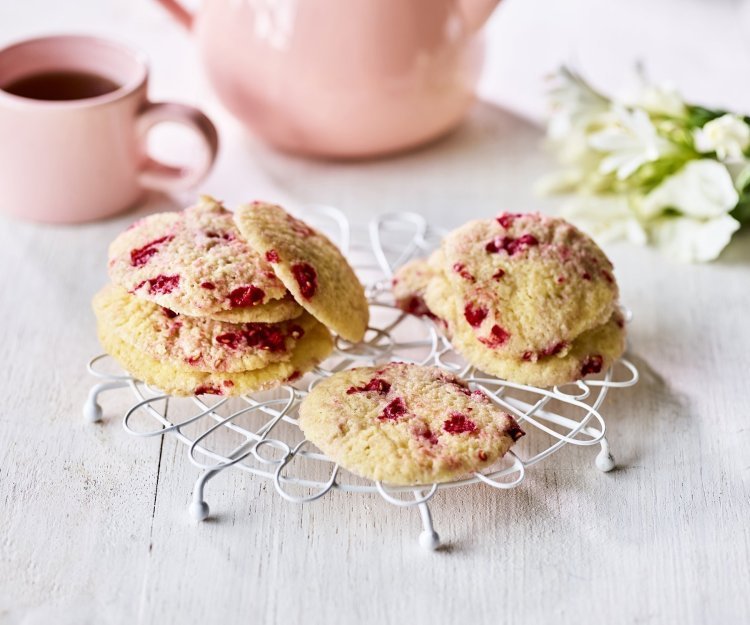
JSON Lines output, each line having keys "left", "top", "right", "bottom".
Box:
{"left": 2, "top": 1, "right": 749, "bottom": 624}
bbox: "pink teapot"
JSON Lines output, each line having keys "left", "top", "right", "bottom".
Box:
{"left": 156, "top": 0, "right": 500, "bottom": 158}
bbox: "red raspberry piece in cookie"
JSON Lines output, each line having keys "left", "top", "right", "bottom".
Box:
{"left": 347, "top": 378, "right": 391, "bottom": 395}
{"left": 130, "top": 235, "right": 174, "bottom": 267}
{"left": 291, "top": 262, "right": 318, "bottom": 300}
{"left": 443, "top": 413, "right": 477, "bottom": 434}
{"left": 229, "top": 285, "right": 265, "bottom": 308}
{"left": 580, "top": 354, "right": 604, "bottom": 376}
{"left": 464, "top": 303, "right": 488, "bottom": 328}
{"left": 379, "top": 397, "right": 407, "bottom": 421}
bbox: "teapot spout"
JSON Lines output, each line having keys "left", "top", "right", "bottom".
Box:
{"left": 460, "top": 0, "right": 501, "bottom": 33}
{"left": 154, "top": 0, "right": 194, "bottom": 30}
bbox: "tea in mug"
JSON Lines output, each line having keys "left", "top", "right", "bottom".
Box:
{"left": 2, "top": 70, "right": 120, "bottom": 101}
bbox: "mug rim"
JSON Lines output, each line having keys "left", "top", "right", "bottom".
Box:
{"left": 0, "top": 34, "right": 148, "bottom": 108}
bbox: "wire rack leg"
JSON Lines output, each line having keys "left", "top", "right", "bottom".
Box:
{"left": 416, "top": 497, "right": 440, "bottom": 551}
{"left": 595, "top": 436, "right": 616, "bottom": 472}
{"left": 189, "top": 439, "right": 258, "bottom": 521}
{"left": 83, "top": 381, "right": 130, "bottom": 423}
{"left": 189, "top": 470, "right": 213, "bottom": 521}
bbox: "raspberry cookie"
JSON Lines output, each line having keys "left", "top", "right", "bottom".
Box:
{"left": 391, "top": 255, "right": 436, "bottom": 317}
{"left": 298, "top": 363, "right": 524, "bottom": 485}
{"left": 208, "top": 296, "right": 303, "bottom": 324}
{"left": 93, "top": 285, "right": 319, "bottom": 373}
{"left": 438, "top": 212, "right": 618, "bottom": 359}
{"left": 108, "top": 196, "right": 302, "bottom": 322}
{"left": 234, "top": 202, "right": 368, "bottom": 342}
{"left": 429, "top": 273, "right": 626, "bottom": 387}
{"left": 96, "top": 313, "right": 334, "bottom": 397}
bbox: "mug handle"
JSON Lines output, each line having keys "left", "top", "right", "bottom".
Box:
{"left": 136, "top": 101, "right": 219, "bottom": 193}
{"left": 154, "top": 0, "right": 194, "bottom": 29}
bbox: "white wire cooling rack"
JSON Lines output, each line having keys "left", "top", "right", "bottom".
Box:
{"left": 84, "top": 207, "right": 638, "bottom": 550}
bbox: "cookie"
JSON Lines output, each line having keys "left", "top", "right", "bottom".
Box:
{"left": 93, "top": 284, "right": 318, "bottom": 373}
{"left": 487, "top": 312, "right": 626, "bottom": 387}
{"left": 391, "top": 255, "right": 436, "bottom": 317}
{"left": 108, "top": 196, "right": 301, "bottom": 321}
{"left": 209, "top": 296, "right": 303, "bottom": 324}
{"left": 234, "top": 202, "right": 369, "bottom": 342}
{"left": 438, "top": 212, "right": 618, "bottom": 359}
{"left": 96, "top": 314, "right": 334, "bottom": 396}
{"left": 426, "top": 274, "right": 625, "bottom": 387}
{"left": 298, "top": 363, "right": 524, "bottom": 485}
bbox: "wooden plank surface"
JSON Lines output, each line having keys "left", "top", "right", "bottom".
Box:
{"left": 2, "top": 2, "right": 750, "bottom": 624}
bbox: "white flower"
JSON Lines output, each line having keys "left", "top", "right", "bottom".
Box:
{"left": 548, "top": 67, "right": 610, "bottom": 141}
{"left": 641, "top": 160, "right": 738, "bottom": 219}
{"left": 633, "top": 83, "right": 687, "bottom": 118}
{"left": 649, "top": 214, "right": 740, "bottom": 263}
{"left": 588, "top": 106, "right": 674, "bottom": 180}
{"left": 536, "top": 147, "right": 605, "bottom": 195}
{"left": 640, "top": 160, "right": 741, "bottom": 262}
{"left": 561, "top": 194, "right": 648, "bottom": 246}
{"left": 694, "top": 114, "right": 750, "bottom": 161}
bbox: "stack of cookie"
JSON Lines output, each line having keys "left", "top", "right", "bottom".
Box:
{"left": 94, "top": 196, "right": 369, "bottom": 396}
{"left": 392, "top": 212, "right": 625, "bottom": 387}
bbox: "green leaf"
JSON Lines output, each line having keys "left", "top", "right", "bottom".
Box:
{"left": 686, "top": 105, "right": 727, "bottom": 128}
{"left": 628, "top": 154, "right": 694, "bottom": 193}
{"left": 735, "top": 165, "right": 750, "bottom": 194}
{"left": 731, "top": 199, "right": 750, "bottom": 225}
{"left": 686, "top": 105, "right": 750, "bottom": 129}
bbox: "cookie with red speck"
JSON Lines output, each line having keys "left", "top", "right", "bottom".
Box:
{"left": 298, "top": 362, "right": 523, "bottom": 485}
{"left": 425, "top": 273, "right": 625, "bottom": 387}
{"left": 94, "top": 302, "right": 334, "bottom": 397}
{"left": 208, "top": 294, "right": 303, "bottom": 324}
{"left": 391, "top": 254, "right": 437, "bottom": 317}
{"left": 437, "top": 212, "right": 618, "bottom": 359}
{"left": 234, "top": 202, "right": 368, "bottom": 342}
{"left": 93, "top": 285, "right": 321, "bottom": 373}
{"left": 108, "top": 196, "right": 302, "bottom": 322}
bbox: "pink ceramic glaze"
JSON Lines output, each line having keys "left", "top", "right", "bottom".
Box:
{"left": 156, "top": 0, "right": 500, "bottom": 158}
{"left": 0, "top": 35, "right": 218, "bottom": 223}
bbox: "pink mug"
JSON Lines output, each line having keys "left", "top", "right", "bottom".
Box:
{"left": 0, "top": 35, "right": 219, "bottom": 224}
